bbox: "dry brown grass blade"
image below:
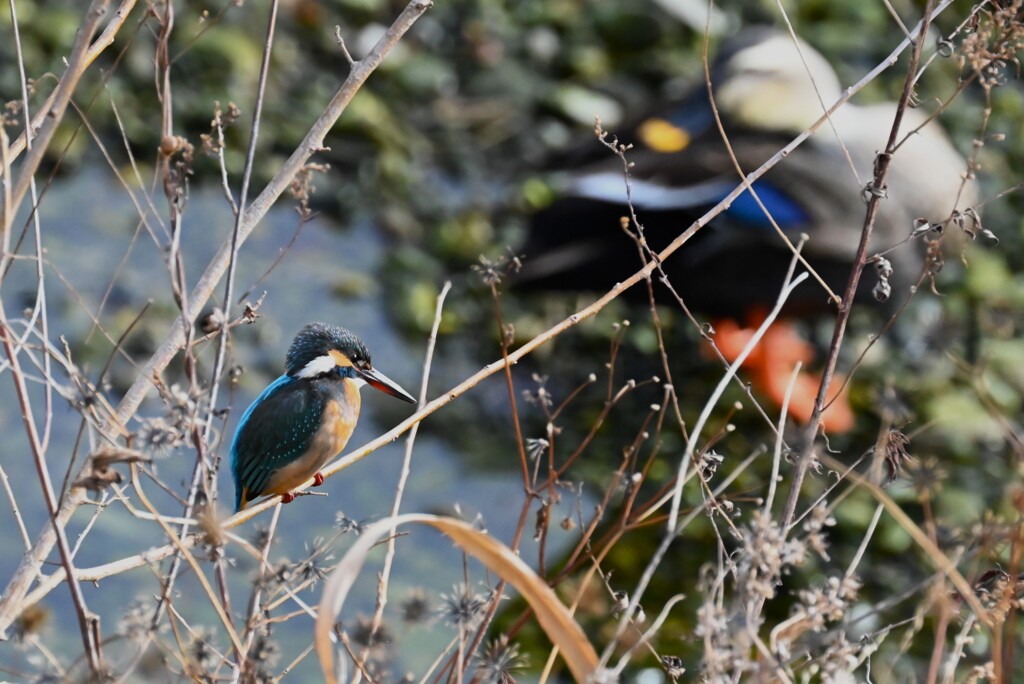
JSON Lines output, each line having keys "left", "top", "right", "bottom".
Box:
{"left": 315, "top": 514, "right": 600, "bottom": 683}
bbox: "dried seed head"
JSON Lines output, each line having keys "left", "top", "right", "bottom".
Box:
{"left": 873, "top": 279, "right": 892, "bottom": 303}
{"left": 438, "top": 583, "right": 495, "bottom": 632}
{"left": 611, "top": 590, "right": 630, "bottom": 616}
{"left": 882, "top": 429, "right": 912, "bottom": 487}
{"left": 525, "top": 437, "right": 549, "bottom": 461}
{"left": 871, "top": 256, "right": 893, "bottom": 302}
{"left": 700, "top": 450, "right": 725, "bottom": 480}
{"left": 334, "top": 512, "right": 364, "bottom": 535}
{"left": 660, "top": 655, "right": 685, "bottom": 681}
{"left": 90, "top": 446, "right": 149, "bottom": 470}
{"left": 351, "top": 614, "right": 391, "bottom": 652}
{"left": 400, "top": 589, "right": 432, "bottom": 624}
{"left": 14, "top": 604, "right": 48, "bottom": 641}
{"left": 476, "top": 636, "right": 525, "bottom": 684}
{"left": 911, "top": 217, "right": 933, "bottom": 238}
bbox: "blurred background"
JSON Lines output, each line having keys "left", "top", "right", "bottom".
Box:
{"left": 1, "top": 0, "right": 1024, "bottom": 680}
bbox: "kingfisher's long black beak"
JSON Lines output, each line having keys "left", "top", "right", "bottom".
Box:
{"left": 359, "top": 367, "right": 416, "bottom": 404}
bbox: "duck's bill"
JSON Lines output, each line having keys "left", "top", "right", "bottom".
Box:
{"left": 359, "top": 367, "right": 417, "bottom": 403}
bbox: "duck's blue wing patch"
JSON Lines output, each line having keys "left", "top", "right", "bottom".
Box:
{"left": 230, "top": 375, "right": 325, "bottom": 511}
{"left": 574, "top": 173, "right": 809, "bottom": 232}
{"left": 725, "top": 181, "right": 810, "bottom": 230}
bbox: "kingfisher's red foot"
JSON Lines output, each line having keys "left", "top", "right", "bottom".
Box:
{"left": 711, "top": 316, "right": 855, "bottom": 434}
{"left": 281, "top": 492, "right": 296, "bottom": 504}
{"left": 313, "top": 472, "right": 325, "bottom": 487}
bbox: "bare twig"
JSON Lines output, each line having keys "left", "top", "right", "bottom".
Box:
{"left": 128, "top": 463, "right": 244, "bottom": 656}
{"left": 367, "top": 281, "right": 450, "bottom": 644}
{"left": 669, "top": 268, "right": 809, "bottom": 531}
{"left": 241, "top": 503, "right": 282, "bottom": 670}
{"left": 0, "top": 322, "right": 102, "bottom": 675}
{"left": 2, "top": 0, "right": 139, "bottom": 166}
{"left": 5, "top": 0, "right": 111, "bottom": 221}
{"left": 763, "top": 362, "right": 802, "bottom": 515}
{"left": 816, "top": 452, "right": 987, "bottom": 623}
{"left": 115, "top": 0, "right": 435, "bottom": 425}
{"left": 780, "top": 0, "right": 939, "bottom": 534}
{"left": 598, "top": 263, "right": 810, "bottom": 671}
{"left": 152, "top": 0, "right": 282, "bottom": 638}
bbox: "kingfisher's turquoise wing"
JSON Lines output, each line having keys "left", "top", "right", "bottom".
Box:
{"left": 230, "top": 375, "right": 325, "bottom": 511}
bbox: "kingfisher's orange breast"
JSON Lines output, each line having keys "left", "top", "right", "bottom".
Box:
{"left": 262, "top": 379, "right": 362, "bottom": 497}
{"left": 320, "top": 381, "right": 361, "bottom": 454}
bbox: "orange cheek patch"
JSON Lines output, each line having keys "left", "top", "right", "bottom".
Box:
{"left": 329, "top": 350, "right": 354, "bottom": 367}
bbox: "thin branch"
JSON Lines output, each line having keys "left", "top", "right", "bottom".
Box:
{"left": 241, "top": 503, "right": 282, "bottom": 669}
{"left": 0, "top": 464, "right": 31, "bottom": 551}
{"left": 4, "top": 0, "right": 971, "bottom": 634}
{"left": 368, "top": 281, "right": 450, "bottom": 640}
{"left": 0, "top": 322, "right": 102, "bottom": 675}
{"left": 669, "top": 268, "right": 809, "bottom": 532}
{"left": 780, "top": 0, "right": 939, "bottom": 534}
{"left": 6, "top": 0, "right": 111, "bottom": 221}
{"left": 115, "top": 0, "right": 435, "bottom": 425}
{"left": 2, "top": 0, "right": 138, "bottom": 165}
{"left": 598, "top": 265, "right": 809, "bottom": 671}
{"left": 128, "top": 463, "right": 244, "bottom": 656}
{"left": 153, "top": 0, "right": 282, "bottom": 637}
{"left": 816, "top": 452, "right": 988, "bottom": 624}
{"left": 763, "top": 362, "right": 802, "bottom": 515}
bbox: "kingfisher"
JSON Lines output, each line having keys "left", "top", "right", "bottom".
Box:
{"left": 231, "top": 322, "right": 416, "bottom": 511}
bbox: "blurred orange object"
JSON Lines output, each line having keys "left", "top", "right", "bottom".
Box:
{"left": 712, "top": 317, "right": 855, "bottom": 434}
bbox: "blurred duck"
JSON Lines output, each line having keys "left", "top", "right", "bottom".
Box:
{"left": 521, "top": 27, "right": 975, "bottom": 432}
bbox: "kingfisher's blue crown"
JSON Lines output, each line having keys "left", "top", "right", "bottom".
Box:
{"left": 285, "top": 322, "right": 370, "bottom": 376}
